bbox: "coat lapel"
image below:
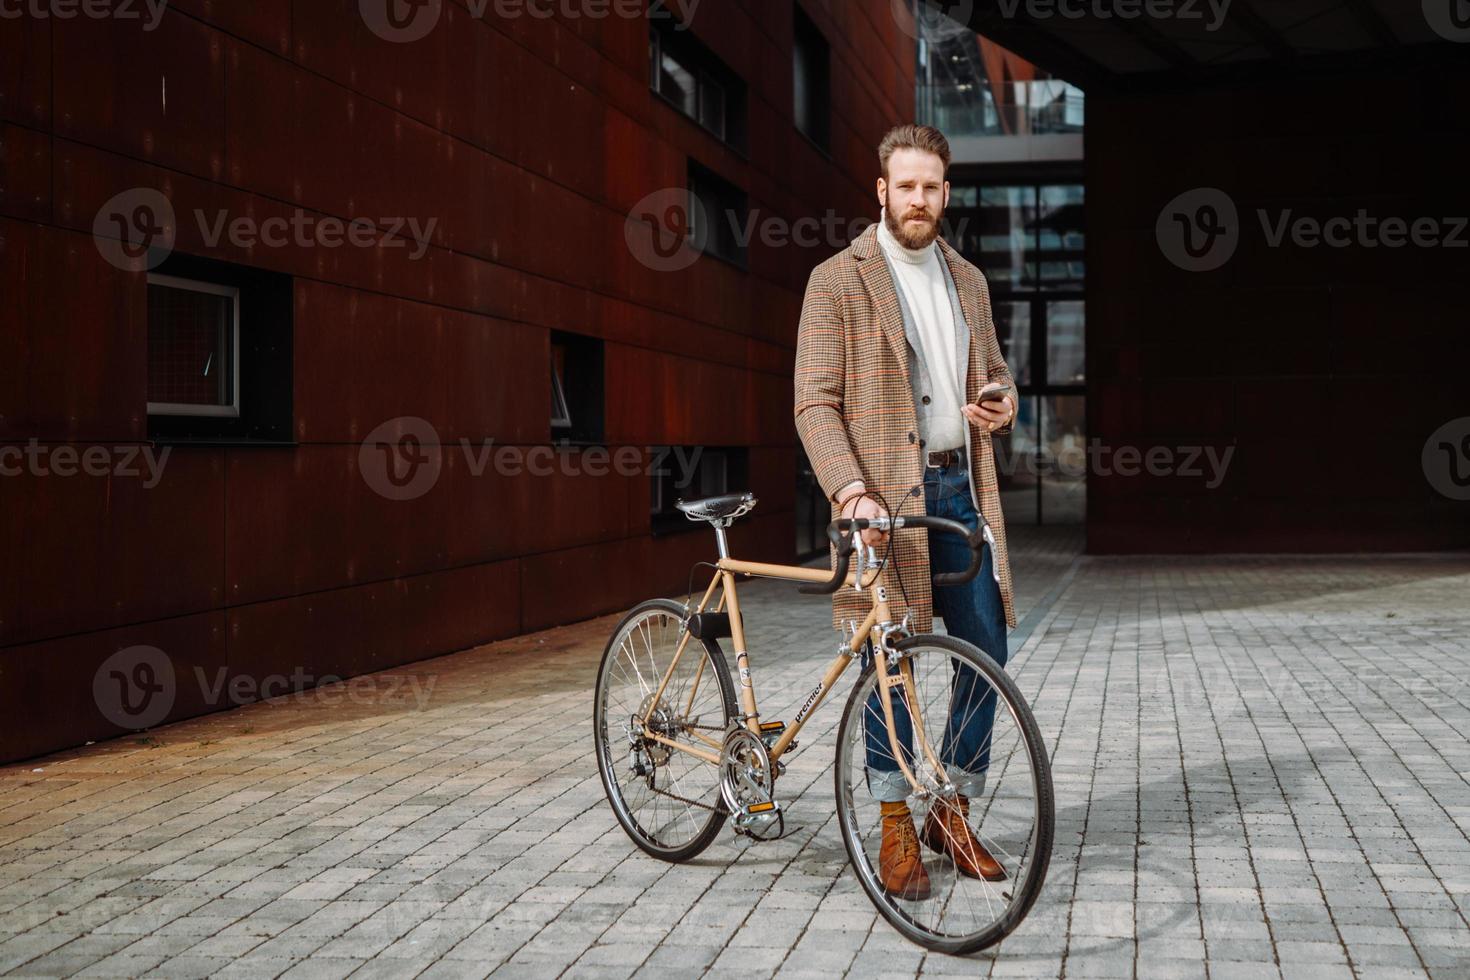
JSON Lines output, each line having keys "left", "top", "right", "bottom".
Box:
{"left": 938, "top": 237, "right": 984, "bottom": 401}
{"left": 852, "top": 223, "right": 913, "bottom": 386}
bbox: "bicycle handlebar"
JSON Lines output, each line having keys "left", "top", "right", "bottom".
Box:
{"left": 796, "top": 514, "right": 989, "bottom": 595}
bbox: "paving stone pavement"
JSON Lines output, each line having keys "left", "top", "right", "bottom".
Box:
{"left": 2, "top": 528, "right": 1469, "bottom": 979}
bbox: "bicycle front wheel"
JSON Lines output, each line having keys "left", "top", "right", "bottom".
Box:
{"left": 594, "top": 599, "right": 736, "bottom": 862}
{"left": 834, "top": 633, "right": 1053, "bottom": 954}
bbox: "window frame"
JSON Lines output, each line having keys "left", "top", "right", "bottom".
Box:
{"left": 145, "top": 273, "right": 243, "bottom": 419}
{"left": 792, "top": 4, "right": 832, "bottom": 152}
{"left": 648, "top": 23, "right": 745, "bottom": 150}
{"left": 686, "top": 160, "right": 749, "bottom": 268}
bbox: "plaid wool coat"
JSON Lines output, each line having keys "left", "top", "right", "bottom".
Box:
{"left": 794, "top": 221, "right": 1018, "bottom": 635}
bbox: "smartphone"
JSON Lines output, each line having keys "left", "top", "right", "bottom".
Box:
{"left": 978, "top": 383, "right": 1013, "bottom": 403}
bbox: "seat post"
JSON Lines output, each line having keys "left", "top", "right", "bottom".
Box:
{"left": 713, "top": 522, "right": 731, "bottom": 559}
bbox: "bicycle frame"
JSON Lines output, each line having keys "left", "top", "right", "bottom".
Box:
{"left": 637, "top": 553, "right": 947, "bottom": 797}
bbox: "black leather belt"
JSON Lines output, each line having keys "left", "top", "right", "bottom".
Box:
{"left": 925, "top": 446, "right": 966, "bottom": 469}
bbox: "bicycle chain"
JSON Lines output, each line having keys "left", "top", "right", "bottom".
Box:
{"left": 646, "top": 773, "right": 730, "bottom": 815}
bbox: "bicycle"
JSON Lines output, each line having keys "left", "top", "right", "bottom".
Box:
{"left": 593, "top": 491, "right": 1054, "bottom": 954}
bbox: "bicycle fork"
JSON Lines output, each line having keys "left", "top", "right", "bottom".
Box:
{"left": 872, "top": 629, "right": 953, "bottom": 802}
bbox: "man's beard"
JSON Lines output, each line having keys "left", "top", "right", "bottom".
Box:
{"left": 883, "top": 193, "right": 943, "bottom": 250}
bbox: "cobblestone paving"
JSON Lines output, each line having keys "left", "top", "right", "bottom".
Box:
{"left": 2, "top": 529, "right": 1468, "bottom": 979}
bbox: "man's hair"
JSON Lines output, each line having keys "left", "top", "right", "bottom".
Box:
{"left": 877, "top": 124, "right": 951, "bottom": 178}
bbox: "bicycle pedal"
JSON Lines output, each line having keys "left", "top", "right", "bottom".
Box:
{"left": 733, "top": 799, "right": 781, "bottom": 832}
{"left": 758, "top": 721, "right": 785, "bottom": 749}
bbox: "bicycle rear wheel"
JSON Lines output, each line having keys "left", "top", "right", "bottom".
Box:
{"left": 594, "top": 599, "right": 736, "bottom": 862}
{"left": 833, "top": 633, "right": 1053, "bottom": 954}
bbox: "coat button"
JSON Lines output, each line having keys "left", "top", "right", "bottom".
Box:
{"left": 907, "top": 432, "right": 916, "bottom": 444}
{"left": 921, "top": 395, "right": 931, "bottom": 405}
{"left": 919, "top": 439, "right": 926, "bottom": 449}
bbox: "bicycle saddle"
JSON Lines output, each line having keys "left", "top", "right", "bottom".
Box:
{"left": 675, "top": 491, "right": 757, "bottom": 523}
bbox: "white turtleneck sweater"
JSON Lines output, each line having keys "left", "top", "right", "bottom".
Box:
{"left": 876, "top": 208, "right": 966, "bottom": 452}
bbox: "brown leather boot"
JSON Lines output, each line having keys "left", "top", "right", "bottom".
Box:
{"left": 921, "top": 795, "right": 1007, "bottom": 881}
{"left": 878, "top": 801, "right": 931, "bottom": 900}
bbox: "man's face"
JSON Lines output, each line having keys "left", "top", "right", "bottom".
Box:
{"left": 877, "top": 147, "right": 949, "bottom": 250}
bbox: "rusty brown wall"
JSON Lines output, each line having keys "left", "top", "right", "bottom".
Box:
{"left": 0, "top": 0, "right": 917, "bottom": 762}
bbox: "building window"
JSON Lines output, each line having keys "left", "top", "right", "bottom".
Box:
{"left": 946, "top": 180, "right": 1085, "bottom": 526}
{"left": 147, "top": 275, "right": 240, "bottom": 417}
{"left": 792, "top": 6, "right": 831, "bottom": 151}
{"left": 146, "top": 254, "right": 293, "bottom": 443}
{"left": 650, "top": 446, "right": 749, "bottom": 535}
{"left": 649, "top": 22, "right": 746, "bottom": 149}
{"left": 550, "top": 330, "right": 605, "bottom": 443}
{"left": 687, "top": 161, "right": 748, "bottom": 268}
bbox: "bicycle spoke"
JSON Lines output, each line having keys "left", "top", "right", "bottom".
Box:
{"left": 595, "top": 602, "right": 731, "bottom": 861}
{"left": 834, "top": 638, "right": 1052, "bottom": 952}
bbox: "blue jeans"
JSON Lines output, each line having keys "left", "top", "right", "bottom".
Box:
{"left": 862, "top": 460, "right": 1009, "bottom": 802}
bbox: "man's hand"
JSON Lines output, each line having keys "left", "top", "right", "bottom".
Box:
{"left": 962, "top": 383, "right": 1015, "bottom": 434}
{"left": 838, "top": 490, "right": 889, "bottom": 548}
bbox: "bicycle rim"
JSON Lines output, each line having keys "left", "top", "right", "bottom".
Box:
{"left": 594, "top": 599, "right": 734, "bottom": 862}
{"left": 833, "top": 634, "right": 1054, "bottom": 954}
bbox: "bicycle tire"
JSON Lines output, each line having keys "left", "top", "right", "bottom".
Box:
{"left": 833, "top": 633, "right": 1054, "bottom": 954}
{"left": 594, "top": 598, "right": 737, "bottom": 863}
